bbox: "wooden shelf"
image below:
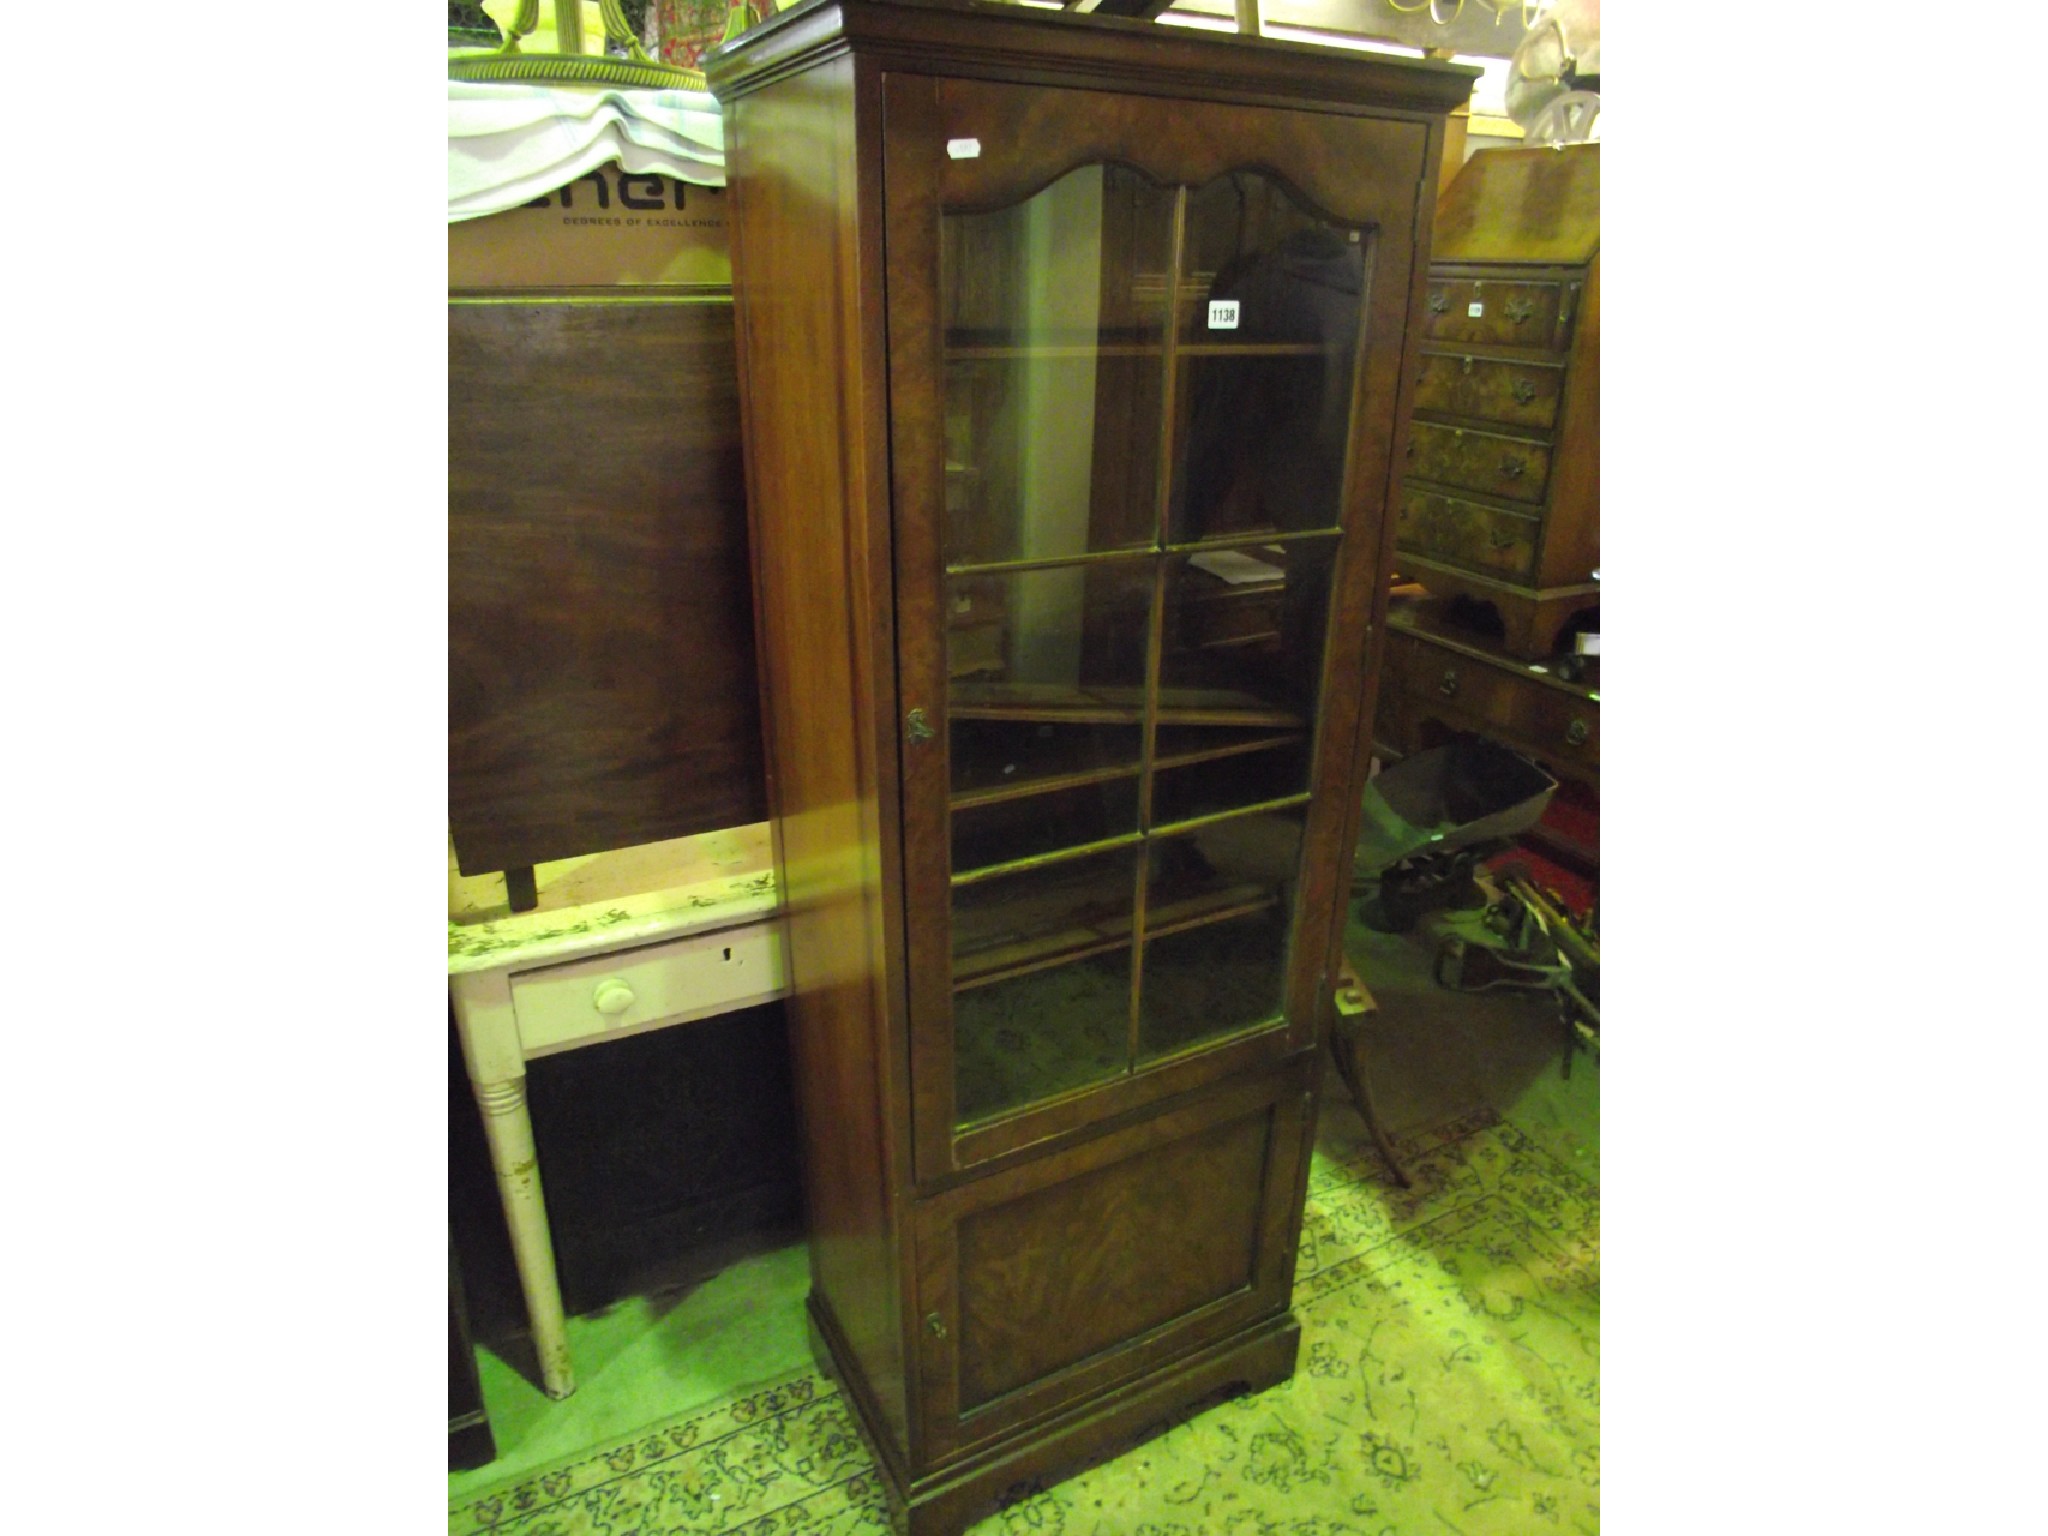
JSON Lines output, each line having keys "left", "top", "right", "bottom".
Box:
{"left": 946, "top": 342, "right": 1163, "bottom": 360}
{"left": 1153, "top": 730, "right": 1305, "bottom": 772}
{"left": 952, "top": 761, "right": 1141, "bottom": 812}
{"left": 1177, "top": 342, "right": 1329, "bottom": 357}
{"left": 954, "top": 881, "right": 1277, "bottom": 992}
{"left": 952, "top": 682, "right": 1305, "bottom": 731}
{"left": 948, "top": 729, "right": 1305, "bottom": 814}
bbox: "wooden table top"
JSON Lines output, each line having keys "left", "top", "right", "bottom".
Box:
{"left": 448, "top": 822, "right": 781, "bottom": 977}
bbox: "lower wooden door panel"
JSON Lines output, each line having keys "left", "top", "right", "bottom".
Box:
{"left": 912, "top": 1064, "right": 1313, "bottom": 1464}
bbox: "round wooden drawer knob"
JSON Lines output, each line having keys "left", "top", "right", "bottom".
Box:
{"left": 593, "top": 980, "right": 637, "bottom": 1017}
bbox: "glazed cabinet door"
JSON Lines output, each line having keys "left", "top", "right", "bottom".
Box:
{"left": 910, "top": 1065, "right": 1313, "bottom": 1465}
{"left": 885, "top": 72, "right": 1432, "bottom": 1181}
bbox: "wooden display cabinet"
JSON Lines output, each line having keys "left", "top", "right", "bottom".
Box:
{"left": 706, "top": 4, "right": 1475, "bottom": 1531}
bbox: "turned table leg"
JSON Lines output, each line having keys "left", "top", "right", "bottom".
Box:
{"left": 451, "top": 970, "right": 576, "bottom": 1400}
{"left": 474, "top": 1075, "right": 575, "bottom": 1398}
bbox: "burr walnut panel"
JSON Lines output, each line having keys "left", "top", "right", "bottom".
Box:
{"left": 1405, "top": 420, "right": 1551, "bottom": 507}
{"left": 956, "top": 1107, "right": 1267, "bottom": 1408}
{"left": 1396, "top": 487, "right": 1539, "bottom": 582}
{"left": 1418, "top": 275, "right": 1566, "bottom": 349}
{"left": 1413, "top": 352, "right": 1564, "bottom": 431}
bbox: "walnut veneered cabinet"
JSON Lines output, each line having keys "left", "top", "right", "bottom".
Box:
{"left": 706, "top": 5, "right": 1475, "bottom": 1531}
{"left": 1394, "top": 143, "right": 1600, "bottom": 658}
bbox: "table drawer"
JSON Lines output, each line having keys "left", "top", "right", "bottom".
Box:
{"left": 1414, "top": 352, "right": 1564, "bottom": 431}
{"left": 1522, "top": 687, "right": 1600, "bottom": 772}
{"left": 1406, "top": 421, "right": 1551, "bottom": 506}
{"left": 1420, "top": 276, "right": 1566, "bottom": 348}
{"left": 1385, "top": 632, "right": 1526, "bottom": 735}
{"left": 511, "top": 921, "right": 788, "bottom": 1057}
{"left": 1395, "top": 487, "right": 1538, "bottom": 582}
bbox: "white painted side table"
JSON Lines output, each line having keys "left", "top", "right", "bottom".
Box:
{"left": 448, "top": 822, "right": 787, "bottom": 1399}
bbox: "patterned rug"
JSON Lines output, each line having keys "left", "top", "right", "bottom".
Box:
{"left": 450, "top": 1104, "right": 1599, "bottom": 1536}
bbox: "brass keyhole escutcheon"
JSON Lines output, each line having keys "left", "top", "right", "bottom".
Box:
{"left": 1427, "top": 290, "right": 1448, "bottom": 314}
{"left": 1499, "top": 459, "right": 1525, "bottom": 480}
{"left": 1566, "top": 718, "right": 1589, "bottom": 747}
{"left": 907, "top": 707, "right": 936, "bottom": 744}
{"left": 1439, "top": 669, "right": 1460, "bottom": 699}
{"left": 1511, "top": 379, "right": 1537, "bottom": 405}
{"left": 926, "top": 1312, "right": 948, "bottom": 1340}
{"left": 1504, "top": 297, "right": 1535, "bottom": 324}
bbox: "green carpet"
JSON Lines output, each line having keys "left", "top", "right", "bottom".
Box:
{"left": 449, "top": 1098, "right": 1598, "bottom": 1535}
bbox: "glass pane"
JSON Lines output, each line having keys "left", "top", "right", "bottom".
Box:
{"left": 949, "top": 559, "right": 1154, "bottom": 869}
{"left": 1151, "top": 740, "right": 1311, "bottom": 828}
{"left": 952, "top": 846, "right": 1138, "bottom": 984}
{"left": 1149, "top": 541, "right": 1334, "bottom": 819}
{"left": 941, "top": 165, "right": 1176, "bottom": 565}
{"left": 1170, "top": 174, "right": 1367, "bottom": 544}
{"left": 952, "top": 778, "right": 1139, "bottom": 875}
{"left": 951, "top": 848, "right": 1139, "bottom": 1125}
{"left": 954, "top": 949, "right": 1132, "bottom": 1125}
{"left": 1139, "top": 811, "right": 1304, "bottom": 1062}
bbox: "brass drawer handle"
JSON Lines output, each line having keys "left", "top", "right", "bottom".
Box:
{"left": 1565, "top": 718, "right": 1589, "bottom": 747}
{"left": 906, "top": 707, "right": 936, "bottom": 745}
{"left": 1511, "top": 380, "right": 1538, "bottom": 405}
{"left": 1439, "top": 668, "right": 1460, "bottom": 699}
{"left": 1499, "top": 458, "right": 1525, "bottom": 480}
{"left": 1504, "top": 297, "right": 1535, "bottom": 324}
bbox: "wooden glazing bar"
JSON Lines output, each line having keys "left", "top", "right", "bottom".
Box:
{"left": 1148, "top": 790, "right": 1312, "bottom": 839}
{"left": 945, "top": 546, "right": 1157, "bottom": 578}
{"left": 950, "top": 830, "right": 1145, "bottom": 888}
{"left": 953, "top": 882, "right": 1271, "bottom": 992}
{"left": 1164, "top": 527, "right": 1340, "bottom": 555}
{"left": 1129, "top": 183, "right": 1192, "bottom": 1072}
{"left": 944, "top": 343, "right": 1165, "bottom": 359}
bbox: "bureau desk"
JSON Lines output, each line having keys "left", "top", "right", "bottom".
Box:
{"left": 1393, "top": 144, "right": 1599, "bottom": 660}
{"left": 448, "top": 822, "right": 789, "bottom": 1399}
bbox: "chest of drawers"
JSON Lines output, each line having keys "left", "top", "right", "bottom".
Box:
{"left": 1394, "top": 145, "right": 1598, "bottom": 659}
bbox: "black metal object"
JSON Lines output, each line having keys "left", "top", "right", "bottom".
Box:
{"left": 449, "top": 1234, "right": 498, "bottom": 1471}
{"left": 1353, "top": 736, "right": 1557, "bottom": 933}
{"left": 1433, "top": 871, "right": 1599, "bottom": 1076}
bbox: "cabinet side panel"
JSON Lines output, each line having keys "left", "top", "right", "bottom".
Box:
{"left": 728, "top": 60, "right": 911, "bottom": 1460}
{"left": 1536, "top": 254, "right": 1599, "bottom": 589}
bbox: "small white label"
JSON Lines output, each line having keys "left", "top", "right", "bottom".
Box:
{"left": 1467, "top": 301, "right": 1485, "bottom": 318}
{"left": 946, "top": 137, "right": 981, "bottom": 159}
{"left": 1208, "top": 299, "right": 1241, "bottom": 330}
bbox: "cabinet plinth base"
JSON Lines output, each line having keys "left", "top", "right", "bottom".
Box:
{"left": 1397, "top": 556, "right": 1598, "bottom": 660}
{"left": 812, "top": 1290, "right": 1301, "bottom": 1536}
